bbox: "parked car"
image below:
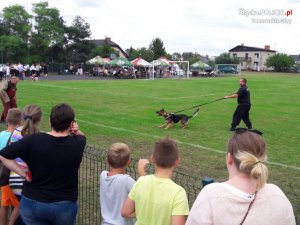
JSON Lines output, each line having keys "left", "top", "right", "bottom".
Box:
{"left": 219, "top": 67, "right": 237, "bottom": 74}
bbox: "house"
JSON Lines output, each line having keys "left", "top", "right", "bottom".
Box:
{"left": 290, "top": 54, "right": 300, "bottom": 73}
{"left": 229, "top": 44, "right": 276, "bottom": 71}
{"left": 290, "top": 54, "right": 300, "bottom": 63}
{"left": 91, "top": 37, "right": 128, "bottom": 58}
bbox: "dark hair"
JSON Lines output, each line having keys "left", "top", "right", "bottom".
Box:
{"left": 241, "top": 78, "right": 247, "bottom": 84}
{"left": 22, "top": 105, "right": 42, "bottom": 136}
{"left": 107, "top": 143, "right": 130, "bottom": 168}
{"left": 152, "top": 137, "right": 179, "bottom": 168}
{"left": 50, "top": 103, "right": 75, "bottom": 132}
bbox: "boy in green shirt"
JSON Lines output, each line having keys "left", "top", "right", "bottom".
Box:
{"left": 122, "top": 137, "right": 189, "bottom": 225}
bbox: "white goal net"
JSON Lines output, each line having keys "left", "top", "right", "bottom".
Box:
{"left": 149, "top": 60, "right": 190, "bottom": 80}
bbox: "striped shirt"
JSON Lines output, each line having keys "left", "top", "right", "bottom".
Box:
{"left": 9, "top": 127, "right": 27, "bottom": 196}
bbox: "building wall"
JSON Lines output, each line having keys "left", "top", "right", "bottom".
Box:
{"left": 112, "top": 47, "right": 127, "bottom": 58}
{"left": 230, "top": 51, "right": 276, "bottom": 71}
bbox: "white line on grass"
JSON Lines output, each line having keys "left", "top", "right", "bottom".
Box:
{"left": 148, "top": 94, "right": 215, "bottom": 101}
{"left": 34, "top": 83, "right": 214, "bottom": 101}
{"left": 77, "top": 119, "right": 300, "bottom": 171}
{"left": 34, "top": 84, "right": 79, "bottom": 90}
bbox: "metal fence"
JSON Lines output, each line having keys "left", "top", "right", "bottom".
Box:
{"left": 77, "top": 145, "right": 206, "bottom": 225}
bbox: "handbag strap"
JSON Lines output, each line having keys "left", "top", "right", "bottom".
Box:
{"left": 5, "top": 130, "right": 14, "bottom": 146}
{"left": 239, "top": 191, "right": 258, "bottom": 225}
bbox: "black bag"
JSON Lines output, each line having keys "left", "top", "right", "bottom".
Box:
{"left": 0, "top": 132, "right": 13, "bottom": 187}
{"left": 0, "top": 162, "right": 10, "bottom": 187}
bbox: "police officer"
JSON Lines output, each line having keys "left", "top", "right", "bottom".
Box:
{"left": 0, "top": 76, "right": 19, "bottom": 122}
{"left": 224, "top": 78, "right": 252, "bottom": 131}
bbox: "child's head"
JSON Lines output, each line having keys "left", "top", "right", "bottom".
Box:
{"left": 152, "top": 137, "right": 179, "bottom": 168}
{"left": 6, "top": 108, "right": 23, "bottom": 126}
{"left": 107, "top": 143, "right": 131, "bottom": 168}
{"left": 22, "top": 105, "right": 42, "bottom": 136}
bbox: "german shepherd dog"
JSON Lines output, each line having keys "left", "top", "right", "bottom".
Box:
{"left": 156, "top": 108, "right": 200, "bottom": 129}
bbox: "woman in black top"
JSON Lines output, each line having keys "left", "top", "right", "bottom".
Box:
{"left": 0, "top": 103, "right": 86, "bottom": 225}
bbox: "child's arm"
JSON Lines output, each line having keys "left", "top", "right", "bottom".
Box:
{"left": 171, "top": 215, "right": 186, "bottom": 225}
{"left": 121, "top": 197, "right": 136, "bottom": 218}
{"left": 137, "top": 158, "right": 149, "bottom": 176}
{"left": 0, "top": 156, "right": 30, "bottom": 181}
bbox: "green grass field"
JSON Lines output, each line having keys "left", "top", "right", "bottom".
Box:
{"left": 14, "top": 72, "right": 300, "bottom": 222}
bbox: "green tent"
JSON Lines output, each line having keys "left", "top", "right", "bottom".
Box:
{"left": 86, "top": 55, "right": 106, "bottom": 65}
{"left": 190, "top": 61, "right": 209, "bottom": 69}
{"left": 108, "top": 57, "right": 132, "bottom": 67}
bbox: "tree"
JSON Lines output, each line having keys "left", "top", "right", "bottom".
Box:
{"left": 215, "top": 53, "right": 239, "bottom": 64}
{"left": 2, "top": 5, "right": 31, "bottom": 43}
{"left": 31, "top": 1, "right": 65, "bottom": 62}
{"left": 126, "top": 47, "right": 154, "bottom": 62}
{"left": 65, "top": 16, "right": 94, "bottom": 63}
{"left": 65, "top": 16, "right": 91, "bottom": 44}
{"left": 149, "top": 37, "right": 166, "bottom": 59}
{"left": 0, "top": 5, "right": 31, "bottom": 63}
{"left": 265, "top": 53, "right": 295, "bottom": 72}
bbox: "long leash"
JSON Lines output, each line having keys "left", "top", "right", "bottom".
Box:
{"left": 173, "top": 97, "right": 225, "bottom": 114}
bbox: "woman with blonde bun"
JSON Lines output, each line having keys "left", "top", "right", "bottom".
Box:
{"left": 186, "top": 129, "right": 296, "bottom": 225}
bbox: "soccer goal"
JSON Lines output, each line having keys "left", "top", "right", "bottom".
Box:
{"left": 149, "top": 61, "right": 190, "bottom": 80}
{"left": 215, "top": 64, "right": 241, "bottom": 76}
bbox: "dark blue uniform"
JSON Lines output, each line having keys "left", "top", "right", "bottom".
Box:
{"left": 231, "top": 85, "right": 252, "bottom": 129}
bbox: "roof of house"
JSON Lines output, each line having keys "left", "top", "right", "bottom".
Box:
{"left": 229, "top": 45, "right": 276, "bottom": 53}
{"left": 91, "top": 39, "right": 128, "bottom": 58}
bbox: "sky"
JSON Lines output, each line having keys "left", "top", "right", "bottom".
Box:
{"left": 0, "top": 0, "right": 299, "bottom": 56}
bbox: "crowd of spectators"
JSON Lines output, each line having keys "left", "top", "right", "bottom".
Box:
{"left": 0, "top": 102, "right": 297, "bottom": 225}
{"left": 0, "top": 63, "right": 48, "bottom": 81}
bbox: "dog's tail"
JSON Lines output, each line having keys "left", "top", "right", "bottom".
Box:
{"left": 189, "top": 108, "right": 200, "bottom": 118}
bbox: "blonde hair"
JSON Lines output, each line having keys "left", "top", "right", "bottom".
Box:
{"left": 107, "top": 143, "right": 130, "bottom": 168}
{"left": 228, "top": 131, "right": 268, "bottom": 189}
{"left": 22, "top": 105, "right": 42, "bottom": 136}
{"left": 6, "top": 108, "right": 23, "bottom": 126}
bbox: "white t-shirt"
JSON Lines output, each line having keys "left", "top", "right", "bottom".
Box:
{"left": 186, "top": 182, "right": 296, "bottom": 225}
{"left": 100, "top": 171, "right": 135, "bottom": 225}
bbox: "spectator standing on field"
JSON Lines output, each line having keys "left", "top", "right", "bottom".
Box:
{"left": 100, "top": 143, "right": 147, "bottom": 225}
{"left": 122, "top": 137, "right": 189, "bottom": 225}
{"left": 0, "top": 103, "right": 86, "bottom": 225}
{"left": 0, "top": 108, "right": 23, "bottom": 225}
{"left": 0, "top": 76, "right": 19, "bottom": 123}
{"left": 186, "top": 129, "right": 296, "bottom": 225}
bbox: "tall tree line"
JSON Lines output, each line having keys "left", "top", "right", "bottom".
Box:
{"left": 0, "top": 1, "right": 214, "bottom": 66}
{"left": 0, "top": 1, "right": 94, "bottom": 64}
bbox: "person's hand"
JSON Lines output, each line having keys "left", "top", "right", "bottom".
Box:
{"left": 24, "top": 172, "right": 32, "bottom": 182}
{"left": 138, "top": 159, "right": 149, "bottom": 168}
{"left": 137, "top": 158, "right": 150, "bottom": 176}
{"left": 70, "top": 121, "right": 79, "bottom": 133}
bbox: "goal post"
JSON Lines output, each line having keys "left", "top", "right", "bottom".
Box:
{"left": 215, "top": 64, "right": 241, "bottom": 75}
{"left": 150, "top": 61, "right": 190, "bottom": 80}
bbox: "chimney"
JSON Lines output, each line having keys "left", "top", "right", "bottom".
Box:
{"left": 105, "top": 36, "right": 111, "bottom": 42}
{"left": 264, "top": 45, "right": 270, "bottom": 50}
{"left": 241, "top": 43, "right": 244, "bottom": 46}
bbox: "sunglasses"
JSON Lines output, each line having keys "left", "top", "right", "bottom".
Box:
{"left": 234, "top": 128, "right": 263, "bottom": 136}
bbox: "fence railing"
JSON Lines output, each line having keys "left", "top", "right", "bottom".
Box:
{"left": 77, "top": 145, "right": 206, "bottom": 225}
